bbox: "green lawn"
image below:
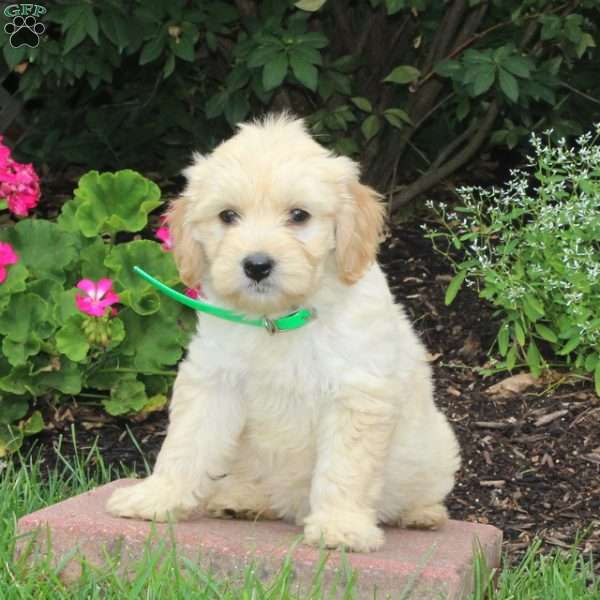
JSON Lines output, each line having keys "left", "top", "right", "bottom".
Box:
{"left": 1, "top": 434, "right": 597, "bottom": 599}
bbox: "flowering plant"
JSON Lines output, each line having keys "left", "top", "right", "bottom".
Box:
{"left": 0, "top": 137, "right": 40, "bottom": 217}
{"left": 0, "top": 242, "right": 19, "bottom": 283}
{"left": 424, "top": 125, "right": 600, "bottom": 391}
{"left": 0, "top": 169, "right": 196, "bottom": 455}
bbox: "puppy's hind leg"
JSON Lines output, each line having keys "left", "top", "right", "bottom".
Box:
{"left": 400, "top": 504, "right": 448, "bottom": 530}
{"left": 205, "top": 473, "right": 277, "bottom": 521}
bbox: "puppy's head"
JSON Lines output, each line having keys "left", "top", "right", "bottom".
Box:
{"left": 169, "top": 114, "right": 384, "bottom": 315}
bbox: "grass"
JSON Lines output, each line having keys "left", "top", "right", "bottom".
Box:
{"left": 1, "top": 433, "right": 597, "bottom": 599}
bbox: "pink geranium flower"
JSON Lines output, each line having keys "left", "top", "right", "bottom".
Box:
{"left": 185, "top": 285, "right": 206, "bottom": 299}
{"left": 155, "top": 217, "right": 172, "bottom": 251}
{"left": 75, "top": 278, "right": 120, "bottom": 317}
{"left": 0, "top": 136, "right": 41, "bottom": 217}
{"left": 0, "top": 242, "right": 18, "bottom": 283}
{"left": 0, "top": 139, "right": 11, "bottom": 168}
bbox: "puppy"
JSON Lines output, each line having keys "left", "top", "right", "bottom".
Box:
{"left": 107, "top": 114, "right": 460, "bottom": 552}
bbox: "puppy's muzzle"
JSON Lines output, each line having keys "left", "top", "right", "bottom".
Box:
{"left": 242, "top": 253, "right": 275, "bottom": 282}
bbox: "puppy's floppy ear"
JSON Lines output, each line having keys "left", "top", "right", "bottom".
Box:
{"left": 335, "top": 182, "right": 385, "bottom": 284}
{"left": 167, "top": 197, "right": 205, "bottom": 289}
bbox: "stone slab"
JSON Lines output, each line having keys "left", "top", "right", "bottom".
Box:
{"left": 16, "top": 479, "right": 502, "bottom": 598}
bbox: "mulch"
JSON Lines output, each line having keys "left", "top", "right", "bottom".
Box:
{"left": 23, "top": 220, "right": 600, "bottom": 566}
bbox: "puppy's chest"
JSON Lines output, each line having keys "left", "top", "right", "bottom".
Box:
{"left": 235, "top": 333, "right": 337, "bottom": 438}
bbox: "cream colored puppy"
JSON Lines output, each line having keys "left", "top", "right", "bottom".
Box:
{"left": 107, "top": 114, "right": 460, "bottom": 552}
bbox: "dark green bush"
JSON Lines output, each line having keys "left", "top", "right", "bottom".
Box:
{"left": 1, "top": 0, "right": 599, "bottom": 209}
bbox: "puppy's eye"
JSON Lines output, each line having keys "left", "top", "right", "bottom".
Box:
{"left": 219, "top": 209, "right": 240, "bottom": 225}
{"left": 288, "top": 209, "right": 311, "bottom": 224}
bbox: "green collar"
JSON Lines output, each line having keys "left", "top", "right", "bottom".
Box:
{"left": 133, "top": 266, "right": 315, "bottom": 334}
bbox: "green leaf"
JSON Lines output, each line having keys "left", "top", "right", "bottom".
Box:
{"left": 171, "top": 26, "right": 198, "bottom": 62}
{"left": 163, "top": 52, "right": 176, "bottom": 78}
{"left": 205, "top": 91, "right": 229, "bottom": 119}
{"left": 297, "top": 32, "right": 328, "bottom": 49}
{"left": 56, "top": 315, "right": 90, "bottom": 362}
{"left": 351, "top": 97, "right": 373, "bottom": 113}
{"left": 21, "top": 410, "right": 43, "bottom": 436}
{"left": 107, "top": 317, "right": 126, "bottom": 350}
{"left": 383, "top": 108, "right": 412, "bottom": 128}
{"left": 557, "top": 336, "right": 581, "bottom": 356}
{"left": 505, "top": 346, "right": 516, "bottom": 370}
{"left": 595, "top": 362, "right": 600, "bottom": 397}
{"left": 289, "top": 54, "right": 318, "bottom": 91}
{"left": 0, "top": 425, "right": 23, "bottom": 457}
{"left": 80, "top": 238, "right": 110, "bottom": 280}
{"left": 502, "top": 55, "right": 531, "bottom": 78}
{"left": 226, "top": 66, "right": 252, "bottom": 91}
{"left": 35, "top": 358, "right": 82, "bottom": 395}
{"left": 584, "top": 353, "right": 598, "bottom": 373}
{"left": 139, "top": 32, "right": 166, "bottom": 65}
{"left": 522, "top": 297, "right": 541, "bottom": 323}
{"left": 526, "top": 341, "right": 541, "bottom": 377}
{"left": 2, "top": 44, "right": 26, "bottom": 69}
{"left": 0, "top": 360, "right": 29, "bottom": 395}
{"left": 499, "top": 68, "right": 519, "bottom": 102}
{"left": 514, "top": 321, "right": 525, "bottom": 346}
{"left": 456, "top": 97, "right": 470, "bottom": 121}
{"left": 73, "top": 170, "right": 162, "bottom": 237}
{"left": 247, "top": 45, "right": 281, "bottom": 69}
{"left": 497, "top": 323, "right": 509, "bottom": 356}
{"left": 290, "top": 45, "right": 322, "bottom": 66}
{"left": 0, "top": 293, "right": 52, "bottom": 343}
{"left": 53, "top": 288, "right": 80, "bottom": 324}
{"left": 534, "top": 323, "right": 558, "bottom": 344}
{"left": 361, "top": 115, "right": 382, "bottom": 142}
{"left": 103, "top": 377, "right": 148, "bottom": 416}
{"left": 471, "top": 66, "right": 496, "bottom": 96}
{"left": 0, "top": 262, "right": 28, "bottom": 301}
{"left": 2, "top": 338, "right": 41, "bottom": 367}
{"left": 434, "top": 60, "right": 462, "bottom": 78}
{"left": 63, "top": 12, "right": 88, "bottom": 54}
{"left": 100, "top": 10, "right": 130, "bottom": 53}
{"left": 84, "top": 5, "right": 99, "bottom": 44}
{"left": 0, "top": 221, "right": 78, "bottom": 283}
{"left": 56, "top": 200, "right": 79, "bottom": 233}
{"left": 384, "top": 65, "right": 420, "bottom": 84}
{"left": 385, "top": 0, "right": 406, "bottom": 15}
{"left": 524, "top": 294, "right": 544, "bottom": 317}
{"left": 224, "top": 90, "right": 250, "bottom": 126}
{"left": 294, "top": 0, "right": 327, "bottom": 11}
{"left": 119, "top": 306, "right": 187, "bottom": 371}
{"left": 262, "top": 53, "right": 288, "bottom": 91}
{"left": 104, "top": 240, "right": 179, "bottom": 315}
{"left": 576, "top": 32, "right": 596, "bottom": 59}
{"left": 445, "top": 271, "right": 466, "bottom": 305}
{"left": 0, "top": 395, "right": 29, "bottom": 424}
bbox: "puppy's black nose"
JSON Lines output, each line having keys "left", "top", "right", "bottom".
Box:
{"left": 243, "top": 253, "right": 274, "bottom": 282}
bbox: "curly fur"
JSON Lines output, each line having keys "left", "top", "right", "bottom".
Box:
{"left": 106, "top": 114, "right": 460, "bottom": 552}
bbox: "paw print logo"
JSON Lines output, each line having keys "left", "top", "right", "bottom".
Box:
{"left": 4, "top": 15, "right": 45, "bottom": 48}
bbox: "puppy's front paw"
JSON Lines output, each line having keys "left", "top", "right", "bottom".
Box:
{"left": 106, "top": 475, "right": 198, "bottom": 521}
{"left": 304, "top": 512, "right": 384, "bottom": 552}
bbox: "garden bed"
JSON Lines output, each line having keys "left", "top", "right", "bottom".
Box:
{"left": 25, "top": 220, "right": 600, "bottom": 567}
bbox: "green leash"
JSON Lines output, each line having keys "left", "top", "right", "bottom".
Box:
{"left": 133, "top": 266, "right": 315, "bottom": 334}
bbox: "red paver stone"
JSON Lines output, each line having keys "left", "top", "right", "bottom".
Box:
{"left": 16, "top": 479, "right": 502, "bottom": 598}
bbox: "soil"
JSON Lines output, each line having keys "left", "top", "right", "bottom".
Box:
{"left": 23, "top": 220, "right": 600, "bottom": 566}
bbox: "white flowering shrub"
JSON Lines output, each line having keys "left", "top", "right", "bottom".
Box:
{"left": 424, "top": 125, "right": 600, "bottom": 391}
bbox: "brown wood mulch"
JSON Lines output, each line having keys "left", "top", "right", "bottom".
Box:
{"left": 24, "top": 220, "right": 600, "bottom": 566}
